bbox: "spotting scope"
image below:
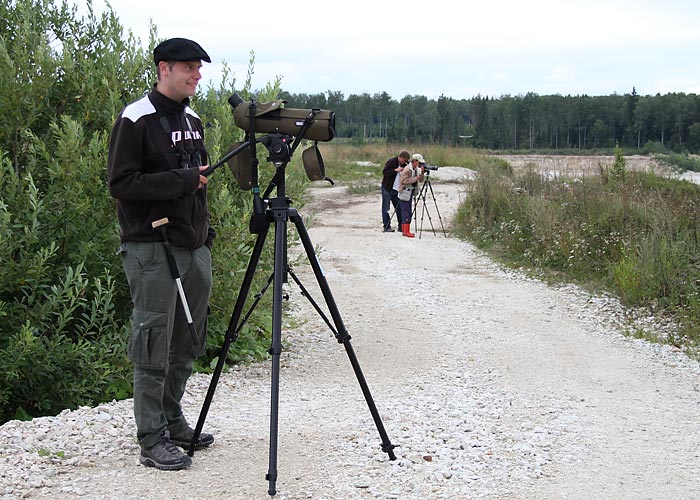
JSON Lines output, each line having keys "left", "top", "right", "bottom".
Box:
{"left": 228, "top": 93, "right": 336, "bottom": 142}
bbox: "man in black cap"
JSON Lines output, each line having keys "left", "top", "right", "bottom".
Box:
{"left": 108, "top": 38, "right": 215, "bottom": 471}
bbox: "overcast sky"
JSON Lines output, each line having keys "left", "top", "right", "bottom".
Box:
{"left": 80, "top": 0, "right": 700, "bottom": 100}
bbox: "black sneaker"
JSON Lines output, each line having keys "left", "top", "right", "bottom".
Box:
{"left": 383, "top": 227, "right": 395, "bottom": 232}
{"left": 169, "top": 425, "right": 215, "bottom": 450}
{"left": 140, "top": 435, "right": 192, "bottom": 471}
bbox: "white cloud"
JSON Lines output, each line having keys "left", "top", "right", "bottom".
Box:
{"left": 70, "top": 0, "right": 700, "bottom": 99}
{"left": 544, "top": 65, "right": 576, "bottom": 83}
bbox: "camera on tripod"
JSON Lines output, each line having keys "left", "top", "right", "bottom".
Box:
{"left": 419, "top": 164, "right": 438, "bottom": 176}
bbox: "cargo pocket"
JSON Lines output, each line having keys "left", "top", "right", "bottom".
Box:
{"left": 195, "top": 313, "right": 209, "bottom": 358}
{"left": 127, "top": 309, "right": 168, "bottom": 370}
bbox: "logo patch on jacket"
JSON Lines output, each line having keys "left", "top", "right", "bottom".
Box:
{"left": 171, "top": 130, "right": 202, "bottom": 143}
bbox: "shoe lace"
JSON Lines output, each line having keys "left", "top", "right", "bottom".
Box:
{"left": 160, "top": 436, "right": 182, "bottom": 456}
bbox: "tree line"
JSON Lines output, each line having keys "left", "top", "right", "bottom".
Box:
{"left": 278, "top": 88, "right": 700, "bottom": 153}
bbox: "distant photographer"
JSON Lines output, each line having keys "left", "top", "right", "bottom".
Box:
{"left": 381, "top": 151, "right": 410, "bottom": 232}
{"left": 397, "top": 153, "right": 426, "bottom": 238}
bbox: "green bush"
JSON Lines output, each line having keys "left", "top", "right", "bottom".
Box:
{"left": 0, "top": 1, "right": 294, "bottom": 422}
{"left": 654, "top": 152, "right": 700, "bottom": 173}
{"left": 0, "top": 113, "right": 133, "bottom": 422}
{"left": 455, "top": 153, "right": 700, "bottom": 349}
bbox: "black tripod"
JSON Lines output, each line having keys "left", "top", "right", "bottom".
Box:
{"left": 191, "top": 101, "right": 397, "bottom": 496}
{"left": 411, "top": 172, "right": 447, "bottom": 238}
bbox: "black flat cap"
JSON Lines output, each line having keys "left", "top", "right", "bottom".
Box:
{"left": 153, "top": 38, "right": 211, "bottom": 64}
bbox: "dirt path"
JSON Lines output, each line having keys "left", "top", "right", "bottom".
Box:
{"left": 3, "top": 167, "right": 700, "bottom": 499}
{"left": 289, "top": 174, "right": 700, "bottom": 499}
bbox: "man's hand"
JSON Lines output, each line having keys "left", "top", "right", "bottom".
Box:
{"left": 198, "top": 165, "right": 210, "bottom": 189}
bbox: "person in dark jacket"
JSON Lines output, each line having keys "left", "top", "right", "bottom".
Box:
{"left": 381, "top": 151, "right": 410, "bottom": 232}
{"left": 108, "top": 38, "right": 216, "bottom": 471}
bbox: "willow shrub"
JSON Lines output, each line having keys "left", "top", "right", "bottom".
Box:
{"left": 0, "top": 120, "right": 131, "bottom": 422}
{"left": 455, "top": 160, "right": 700, "bottom": 346}
{"left": 0, "top": 1, "right": 297, "bottom": 422}
{"left": 0, "top": 0, "right": 154, "bottom": 422}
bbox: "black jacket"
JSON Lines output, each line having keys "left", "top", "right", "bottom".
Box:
{"left": 108, "top": 88, "right": 215, "bottom": 249}
{"left": 382, "top": 156, "right": 402, "bottom": 191}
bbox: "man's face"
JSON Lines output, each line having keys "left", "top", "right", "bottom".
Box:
{"left": 158, "top": 60, "right": 203, "bottom": 101}
{"left": 399, "top": 156, "right": 409, "bottom": 166}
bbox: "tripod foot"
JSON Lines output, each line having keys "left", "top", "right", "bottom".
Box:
{"left": 266, "top": 471, "right": 277, "bottom": 496}
{"left": 382, "top": 442, "right": 398, "bottom": 461}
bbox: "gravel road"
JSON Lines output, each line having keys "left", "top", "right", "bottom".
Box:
{"left": 2, "top": 166, "right": 699, "bottom": 499}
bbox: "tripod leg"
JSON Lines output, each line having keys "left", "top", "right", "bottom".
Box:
{"left": 189, "top": 222, "right": 270, "bottom": 457}
{"left": 289, "top": 208, "right": 397, "bottom": 461}
{"left": 422, "top": 192, "right": 434, "bottom": 238}
{"left": 410, "top": 189, "right": 417, "bottom": 232}
{"left": 266, "top": 208, "right": 288, "bottom": 496}
{"left": 426, "top": 180, "right": 447, "bottom": 237}
{"left": 412, "top": 182, "right": 434, "bottom": 238}
{"left": 418, "top": 195, "right": 427, "bottom": 239}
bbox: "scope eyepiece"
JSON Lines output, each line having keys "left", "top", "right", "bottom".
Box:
{"left": 228, "top": 93, "right": 244, "bottom": 109}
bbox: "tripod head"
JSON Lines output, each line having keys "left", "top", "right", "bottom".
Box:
{"left": 259, "top": 133, "right": 293, "bottom": 166}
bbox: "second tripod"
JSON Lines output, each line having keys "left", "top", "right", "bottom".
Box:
{"left": 410, "top": 171, "right": 447, "bottom": 238}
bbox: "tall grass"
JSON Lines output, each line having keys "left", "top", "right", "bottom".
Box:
{"left": 454, "top": 158, "right": 700, "bottom": 349}
{"left": 301, "top": 141, "right": 700, "bottom": 350}
{"left": 315, "top": 142, "right": 504, "bottom": 194}
{"left": 322, "top": 142, "right": 491, "bottom": 172}
{"left": 654, "top": 152, "right": 700, "bottom": 172}
{"left": 309, "top": 142, "right": 700, "bottom": 351}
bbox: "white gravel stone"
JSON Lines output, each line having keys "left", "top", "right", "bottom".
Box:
{"left": 1, "top": 176, "right": 700, "bottom": 499}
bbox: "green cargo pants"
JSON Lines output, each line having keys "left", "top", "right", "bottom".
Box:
{"left": 120, "top": 241, "right": 212, "bottom": 449}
